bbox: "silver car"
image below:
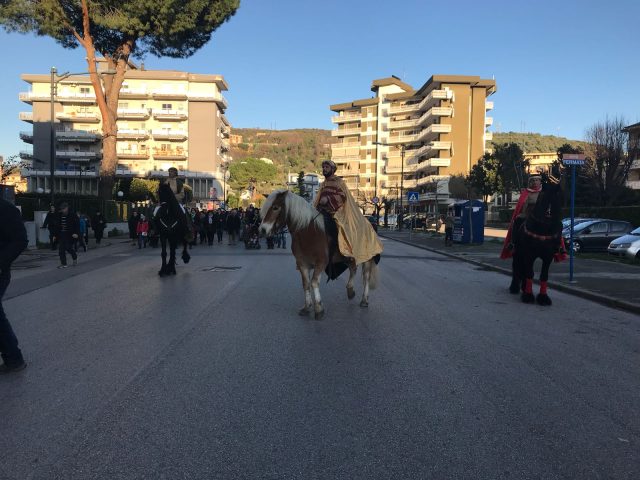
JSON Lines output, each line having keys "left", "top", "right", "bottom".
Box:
{"left": 607, "top": 227, "right": 640, "bottom": 260}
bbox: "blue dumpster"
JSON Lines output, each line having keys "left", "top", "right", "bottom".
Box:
{"left": 452, "top": 200, "right": 484, "bottom": 244}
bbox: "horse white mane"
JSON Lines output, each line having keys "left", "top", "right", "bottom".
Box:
{"left": 261, "top": 190, "right": 325, "bottom": 232}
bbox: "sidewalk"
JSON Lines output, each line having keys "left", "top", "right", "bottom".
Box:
{"left": 380, "top": 229, "right": 640, "bottom": 315}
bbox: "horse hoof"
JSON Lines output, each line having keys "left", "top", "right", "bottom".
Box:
{"left": 314, "top": 310, "right": 325, "bottom": 320}
{"left": 536, "top": 294, "right": 552, "bottom": 306}
{"left": 182, "top": 253, "right": 191, "bottom": 264}
{"left": 521, "top": 292, "right": 535, "bottom": 304}
{"left": 158, "top": 270, "right": 166, "bottom": 277}
{"left": 347, "top": 287, "right": 355, "bottom": 300}
{"left": 359, "top": 300, "right": 369, "bottom": 308}
{"left": 298, "top": 308, "right": 310, "bottom": 316}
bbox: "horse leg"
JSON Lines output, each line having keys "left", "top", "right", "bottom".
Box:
{"left": 536, "top": 256, "right": 553, "bottom": 306}
{"left": 360, "top": 260, "right": 371, "bottom": 308}
{"left": 346, "top": 261, "right": 357, "bottom": 300}
{"left": 297, "top": 265, "right": 313, "bottom": 316}
{"left": 168, "top": 237, "right": 177, "bottom": 275}
{"left": 181, "top": 240, "right": 191, "bottom": 264}
{"left": 159, "top": 235, "right": 168, "bottom": 276}
{"left": 311, "top": 263, "right": 325, "bottom": 320}
{"left": 509, "top": 254, "right": 521, "bottom": 294}
{"left": 521, "top": 254, "right": 535, "bottom": 304}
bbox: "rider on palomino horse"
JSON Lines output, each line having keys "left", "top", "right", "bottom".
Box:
{"left": 314, "top": 159, "right": 383, "bottom": 280}
{"left": 162, "top": 167, "right": 194, "bottom": 242}
{"left": 500, "top": 173, "right": 566, "bottom": 262}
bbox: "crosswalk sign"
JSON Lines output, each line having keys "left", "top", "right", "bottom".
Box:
{"left": 407, "top": 191, "right": 419, "bottom": 203}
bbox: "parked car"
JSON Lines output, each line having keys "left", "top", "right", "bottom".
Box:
{"left": 563, "top": 219, "right": 634, "bottom": 253}
{"left": 607, "top": 227, "right": 640, "bottom": 260}
{"left": 561, "top": 217, "right": 597, "bottom": 230}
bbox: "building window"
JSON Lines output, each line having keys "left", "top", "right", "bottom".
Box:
{"left": 162, "top": 103, "right": 172, "bottom": 110}
{"left": 80, "top": 87, "right": 91, "bottom": 94}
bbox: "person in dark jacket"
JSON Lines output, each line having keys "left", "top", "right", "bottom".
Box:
{"left": 52, "top": 202, "right": 80, "bottom": 268}
{"left": 214, "top": 210, "right": 226, "bottom": 244}
{"left": 91, "top": 211, "right": 107, "bottom": 244}
{"left": 225, "top": 209, "right": 241, "bottom": 245}
{"left": 128, "top": 211, "right": 139, "bottom": 246}
{"left": 0, "top": 198, "right": 29, "bottom": 373}
{"left": 42, "top": 204, "right": 58, "bottom": 250}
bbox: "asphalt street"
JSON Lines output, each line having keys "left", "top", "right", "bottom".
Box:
{"left": 1, "top": 238, "right": 638, "bottom": 479}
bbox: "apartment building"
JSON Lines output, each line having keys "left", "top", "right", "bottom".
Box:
{"left": 623, "top": 122, "right": 640, "bottom": 190}
{"left": 330, "top": 75, "right": 496, "bottom": 211}
{"left": 18, "top": 66, "right": 231, "bottom": 200}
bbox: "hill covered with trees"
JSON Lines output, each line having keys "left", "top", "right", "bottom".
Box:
{"left": 491, "top": 132, "right": 588, "bottom": 153}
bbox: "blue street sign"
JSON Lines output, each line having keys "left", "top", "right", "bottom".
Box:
{"left": 407, "top": 191, "right": 419, "bottom": 203}
{"left": 563, "top": 159, "right": 586, "bottom": 166}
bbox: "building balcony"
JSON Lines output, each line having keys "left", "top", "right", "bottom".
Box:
{"left": 415, "top": 123, "right": 452, "bottom": 143}
{"left": 153, "top": 149, "right": 187, "bottom": 160}
{"left": 117, "top": 150, "right": 150, "bottom": 159}
{"left": 485, "top": 131, "right": 493, "bottom": 141}
{"left": 19, "top": 131, "right": 34, "bottom": 143}
{"left": 626, "top": 180, "right": 640, "bottom": 189}
{"left": 331, "top": 113, "right": 362, "bottom": 124}
{"left": 416, "top": 107, "right": 453, "bottom": 127}
{"left": 56, "top": 150, "right": 101, "bottom": 160}
{"left": 629, "top": 159, "right": 640, "bottom": 170}
{"left": 384, "top": 162, "right": 417, "bottom": 174}
{"left": 415, "top": 158, "right": 451, "bottom": 173}
{"left": 117, "top": 129, "right": 149, "bottom": 140}
{"left": 388, "top": 118, "right": 419, "bottom": 130}
{"left": 151, "top": 129, "right": 188, "bottom": 141}
{"left": 331, "top": 126, "right": 361, "bottom": 137}
{"left": 19, "top": 150, "right": 34, "bottom": 160}
{"left": 388, "top": 102, "right": 420, "bottom": 115}
{"left": 416, "top": 89, "right": 452, "bottom": 112}
{"left": 407, "top": 141, "right": 452, "bottom": 162}
{"left": 153, "top": 109, "right": 188, "bottom": 121}
{"left": 387, "top": 133, "right": 419, "bottom": 144}
{"left": 57, "top": 130, "right": 101, "bottom": 142}
{"left": 19, "top": 112, "right": 33, "bottom": 123}
{"left": 152, "top": 90, "right": 188, "bottom": 100}
{"left": 485, "top": 117, "right": 493, "bottom": 126}
{"left": 186, "top": 93, "right": 229, "bottom": 109}
{"left": 335, "top": 169, "right": 359, "bottom": 177}
{"left": 119, "top": 88, "right": 149, "bottom": 99}
{"left": 57, "top": 91, "right": 97, "bottom": 103}
{"left": 19, "top": 92, "right": 51, "bottom": 103}
{"left": 118, "top": 108, "right": 151, "bottom": 120}
{"left": 485, "top": 101, "right": 494, "bottom": 111}
{"left": 56, "top": 111, "right": 101, "bottom": 122}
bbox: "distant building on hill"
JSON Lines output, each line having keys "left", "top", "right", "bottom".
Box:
{"left": 230, "top": 134, "right": 243, "bottom": 145}
{"left": 330, "top": 74, "right": 496, "bottom": 214}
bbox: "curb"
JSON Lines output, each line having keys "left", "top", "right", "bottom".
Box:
{"left": 381, "top": 234, "right": 640, "bottom": 316}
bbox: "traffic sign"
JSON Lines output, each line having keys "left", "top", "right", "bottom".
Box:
{"left": 563, "top": 153, "right": 586, "bottom": 166}
{"left": 407, "top": 191, "right": 419, "bottom": 203}
{"left": 372, "top": 196, "right": 379, "bottom": 204}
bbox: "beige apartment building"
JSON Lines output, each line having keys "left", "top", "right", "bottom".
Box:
{"left": 19, "top": 66, "right": 231, "bottom": 200}
{"left": 330, "top": 75, "right": 496, "bottom": 211}
{"left": 623, "top": 122, "right": 640, "bottom": 190}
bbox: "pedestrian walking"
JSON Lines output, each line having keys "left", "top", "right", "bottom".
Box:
{"left": 444, "top": 209, "right": 455, "bottom": 247}
{"left": 76, "top": 212, "right": 88, "bottom": 252}
{"left": 137, "top": 214, "right": 149, "bottom": 249}
{"left": 42, "top": 204, "right": 58, "bottom": 250}
{"left": 205, "top": 211, "right": 215, "bottom": 246}
{"left": 91, "top": 211, "right": 107, "bottom": 244}
{"left": 53, "top": 202, "right": 80, "bottom": 268}
{"left": 215, "top": 210, "right": 225, "bottom": 244}
{"left": 276, "top": 225, "right": 289, "bottom": 249}
{"left": 128, "top": 210, "right": 139, "bottom": 246}
{"left": 0, "top": 197, "right": 28, "bottom": 373}
{"left": 226, "top": 208, "right": 241, "bottom": 245}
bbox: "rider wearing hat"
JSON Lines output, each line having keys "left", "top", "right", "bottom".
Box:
{"left": 314, "top": 159, "right": 383, "bottom": 279}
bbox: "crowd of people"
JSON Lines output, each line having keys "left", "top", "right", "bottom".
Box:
{"left": 125, "top": 203, "right": 288, "bottom": 251}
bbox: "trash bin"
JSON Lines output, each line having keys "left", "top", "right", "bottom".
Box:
{"left": 452, "top": 200, "right": 484, "bottom": 244}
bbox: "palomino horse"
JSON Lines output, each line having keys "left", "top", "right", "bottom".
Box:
{"left": 510, "top": 180, "right": 564, "bottom": 305}
{"left": 153, "top": 183, "right": 191, "bottom": 276}
{"left": 260, "top": 190, "right": 379, "bottom": 319}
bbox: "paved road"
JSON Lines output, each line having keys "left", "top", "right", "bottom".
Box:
{"left": 1, "top": 238, "right": 638, "bottom": 479}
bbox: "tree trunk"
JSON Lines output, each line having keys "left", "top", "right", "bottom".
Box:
{"left": 99, "top": 132, "right": 118, "bottom": 199}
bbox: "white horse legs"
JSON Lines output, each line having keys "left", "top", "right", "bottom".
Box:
{"left": 298, "top": 264, "right": 324, "bottom": 320}
{"left": 346, "top": 262, "right": 357, "bottom": 300}
{"left": 360, "top": 260, "right": 378, "bottom": 307}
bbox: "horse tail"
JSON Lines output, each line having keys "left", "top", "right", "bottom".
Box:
{"left": 368, "top": 261, "right": 379, "bottom": 290}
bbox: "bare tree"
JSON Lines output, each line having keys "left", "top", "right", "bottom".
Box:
{"left": 584, "top": 116, "right": 638, "bottom": 205}
{"left": 0, "top": 155, "right": 28, "bottom": 183}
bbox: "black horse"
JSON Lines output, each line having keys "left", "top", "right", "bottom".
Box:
{"left": 509, "top": 180, "right": 564, "bottom": 305}
{"left": 153, "top": 183, "right": 191, "bottom": 276}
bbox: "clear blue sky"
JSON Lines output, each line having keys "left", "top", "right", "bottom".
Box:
{"left": 1, "top": 0, "right": 639, "bottom": 159}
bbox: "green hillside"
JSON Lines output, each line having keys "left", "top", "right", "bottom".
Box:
{"left": 230, "top": 128, "right": 334, "bottom": 178}
{"left": 492, "top": 132, "right": 587, "bottom": 153}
